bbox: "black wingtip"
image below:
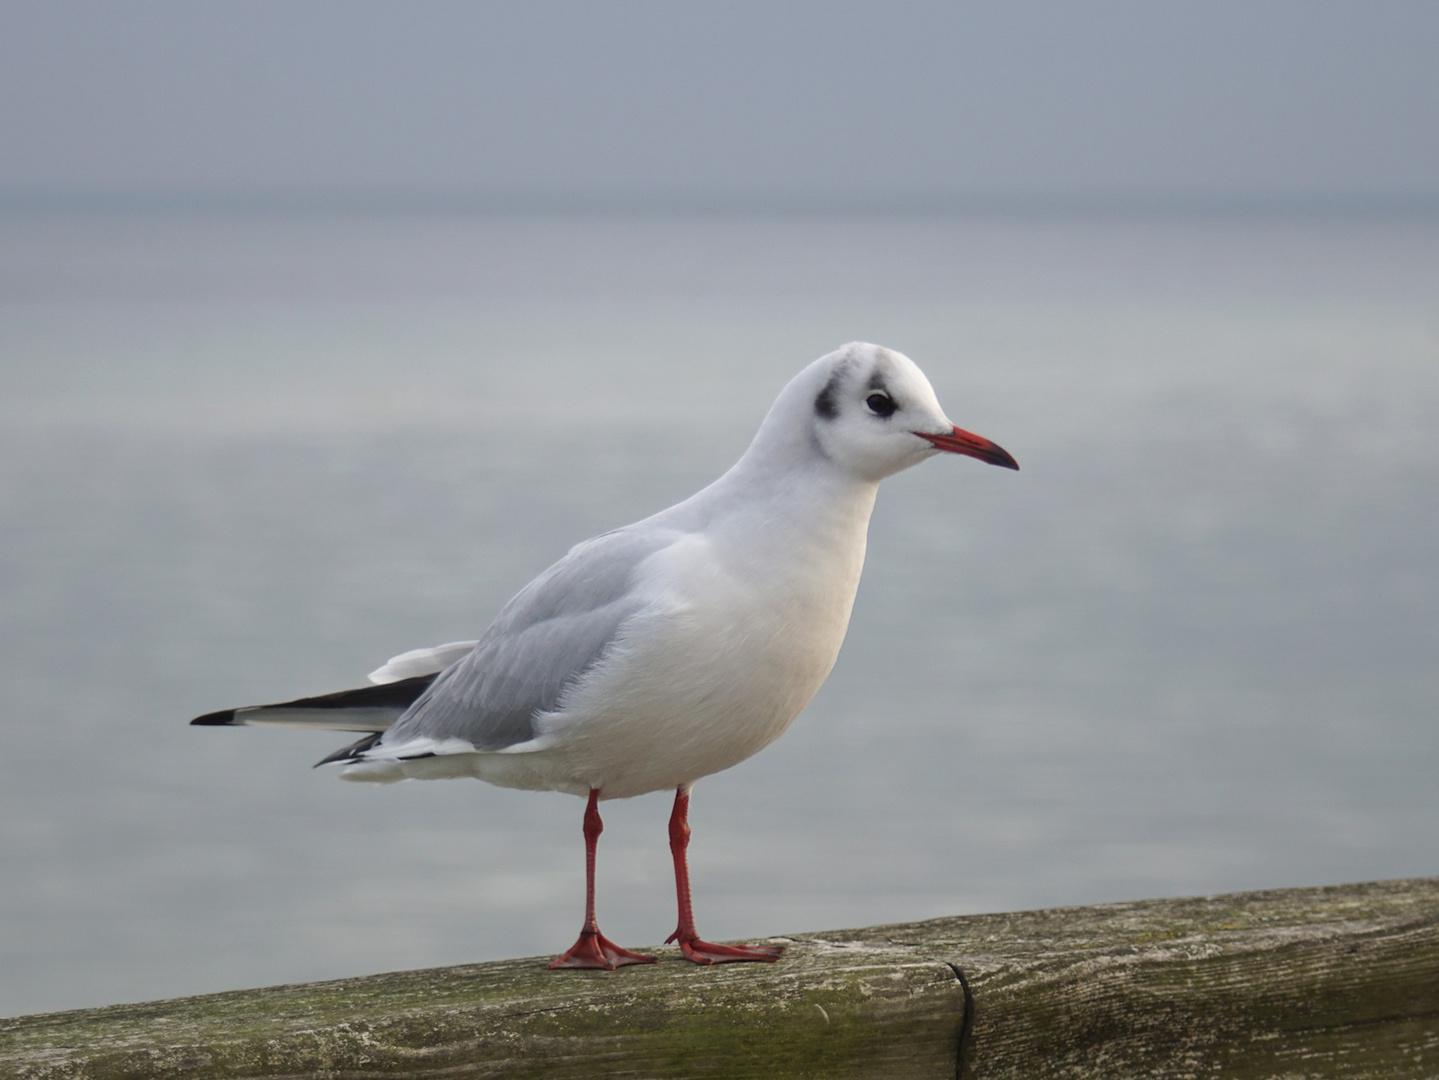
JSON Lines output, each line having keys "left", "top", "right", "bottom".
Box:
{"left": 190, "top": 709, "right": 239, "bottom": 726}
{"left": 189, "top": 674, "right": 438, "bottom": 732}
{"left": 314, "top": 731, "right": 384, "bottom": 768}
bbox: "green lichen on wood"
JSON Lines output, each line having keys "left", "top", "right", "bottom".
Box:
{"left": 1, "top": 943, "right": 963, "bottom": 1080}
{"left": 934, "top": 878, "right": 1439, "bottom": 1079}
{"left": 3, "top": 878, "right": 1437, "bottom": 1080}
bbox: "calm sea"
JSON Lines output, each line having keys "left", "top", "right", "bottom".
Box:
{"left": 2, "top": 210, "right": 1436, "bottom": 1015}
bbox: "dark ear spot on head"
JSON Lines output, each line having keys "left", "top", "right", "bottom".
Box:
{"left": 814, "top": 372, "right": 841, "bottom": 419}
{"left": 867, "top": 371, "right": 888, "bottom": 392}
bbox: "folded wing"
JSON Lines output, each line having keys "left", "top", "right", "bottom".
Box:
{"left": 190, "top": 675, "right": 436, "bottom": 733}
{"left": 356, "top": 525, "right": 680, "bottom": 763}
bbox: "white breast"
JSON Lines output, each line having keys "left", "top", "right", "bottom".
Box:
{"left": 504, "top": 477, "right": 879, "bottom": 799}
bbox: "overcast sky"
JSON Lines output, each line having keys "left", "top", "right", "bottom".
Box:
{"left": 2, "top": 1, "right": 1437, "bottom": 207}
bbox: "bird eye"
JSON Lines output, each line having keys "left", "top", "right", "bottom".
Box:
{"left": 865, "top": 392, "right": 897, "bottom": 418}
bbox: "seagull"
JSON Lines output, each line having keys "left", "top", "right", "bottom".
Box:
{"left": 192, "top": 343, "right": 1018, "bottom": 969}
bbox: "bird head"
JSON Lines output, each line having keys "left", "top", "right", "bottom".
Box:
{"left": 798, "top": 343, "right": 1018, "bottom": 482}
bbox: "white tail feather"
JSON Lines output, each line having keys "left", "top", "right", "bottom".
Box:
{"left": 232, "top": 706, "right": 399, "bottom": 732}
{"left": 367, "top": 640, "right": 479, "bottom": 685}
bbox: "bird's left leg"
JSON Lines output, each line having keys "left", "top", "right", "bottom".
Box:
{"left": 548, "top": 788, "right": 656, "bottom": 970}
{"left": 664, "top": 785, "right": 785, "bottom": 965}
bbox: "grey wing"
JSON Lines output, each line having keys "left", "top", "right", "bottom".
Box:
{"left": 379, "top": 525, "right": 680, "bottom": 752}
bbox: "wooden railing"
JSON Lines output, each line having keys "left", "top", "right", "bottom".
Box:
{"left": 3, "top": 877, "right": 1437, "bottom": 1078}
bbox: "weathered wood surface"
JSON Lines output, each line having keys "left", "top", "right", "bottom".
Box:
{"left": 3, "top": 877, "right": 1437, "bottom": 1079}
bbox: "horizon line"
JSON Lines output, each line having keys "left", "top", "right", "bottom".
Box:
{"left": 4, "top": 187, "right": 1439, "bottom": 219}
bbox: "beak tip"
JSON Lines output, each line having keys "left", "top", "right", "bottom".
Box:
{"left": 918, "top": 426, "right": 1020, "bottom": 471}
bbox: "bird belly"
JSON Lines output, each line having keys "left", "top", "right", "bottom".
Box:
{"left": 358, "top": 509, "right": 873, "bottom": 799}
{"left": 523, "top": 533, "right": 862, "bottom": 799}
{"left": 540, "top": 629, "right": 838, "bottom": 797}
{"left": 340, "top": 595, "right": 848, "bottom": 799}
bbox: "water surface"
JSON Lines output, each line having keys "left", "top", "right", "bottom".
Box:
{"left": 1, "top": 211, "right": 1436, "bottom": 1015}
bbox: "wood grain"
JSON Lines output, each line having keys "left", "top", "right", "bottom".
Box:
{"left": 3, "top": 878, "right": 1436, "bottom": 1079}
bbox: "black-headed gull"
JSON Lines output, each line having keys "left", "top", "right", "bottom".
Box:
{"left": 193, "top": 343, "right": 1018, "bottom": 969}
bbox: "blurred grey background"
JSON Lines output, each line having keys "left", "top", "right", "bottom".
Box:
{"left": 1, "top": 1, "right": 1436, "bottom": 1017}
{"left": 3, "top": 0, "right": 1438, "bottom": 208}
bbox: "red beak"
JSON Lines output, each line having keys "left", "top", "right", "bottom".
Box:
{"left": 915, "top": 426, "right": 1020, "bottom": 470}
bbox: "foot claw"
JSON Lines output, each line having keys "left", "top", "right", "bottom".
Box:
{"left": 671, "top": 934, "right": 785, "bottom": 965}
{"left": 547, "top": 929, "right": 656, "bottom": 970}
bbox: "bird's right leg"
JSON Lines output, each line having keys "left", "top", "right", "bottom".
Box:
{"left": 665, "top": 786, "right": 785, "bottom": 964}
{"left": 548, "top": 788, "right": 656, "bottom": 970}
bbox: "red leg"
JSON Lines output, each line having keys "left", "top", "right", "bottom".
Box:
{"left": 664, "top": 786, "right": 785, "bottom": 965}
{"left": 548, "top": 789, "right": 655, "bottom": 970}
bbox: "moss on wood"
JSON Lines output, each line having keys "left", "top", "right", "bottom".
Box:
{"left": 2, "top": 878, "right": 1436, "bottom": 1079}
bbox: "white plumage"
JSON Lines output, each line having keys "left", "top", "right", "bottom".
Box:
{"left": 194, "top": 342, "right": 1017, "bottom": 967}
